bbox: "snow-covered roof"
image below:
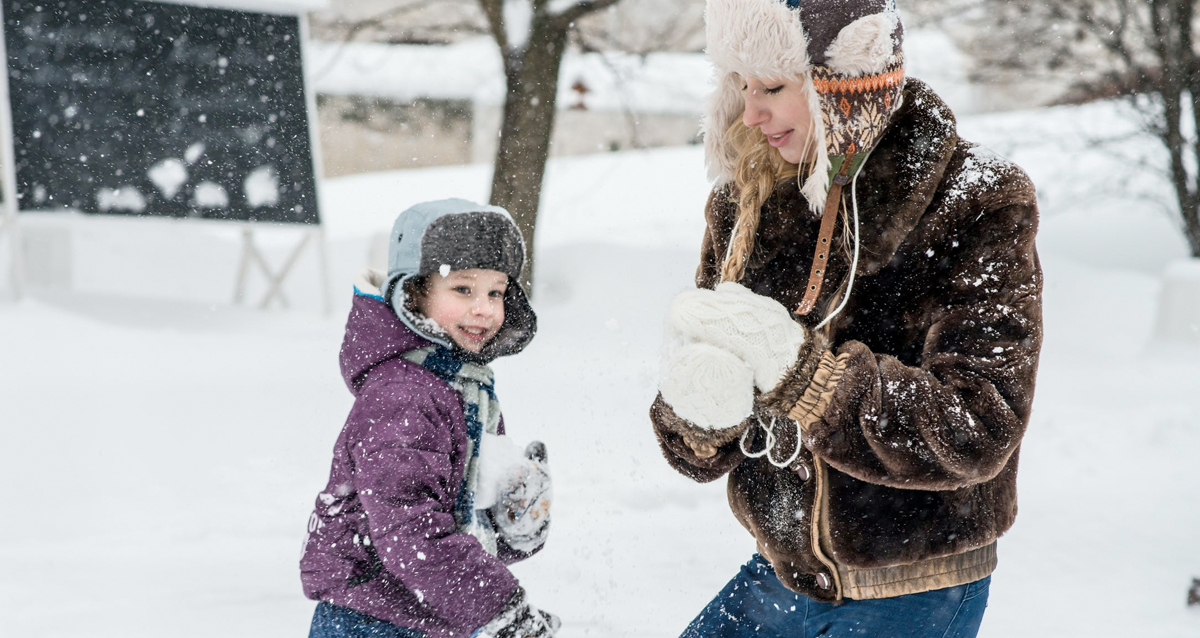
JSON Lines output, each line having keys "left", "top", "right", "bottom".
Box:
{"left": 152, "top": 0, "right": 329, "bottom": 15}
{"left": 305, "top": 29, "right": 979, "bottom": 116}
{"left": 307, "top": 38, "right": 712, "bottom": 115}
{"left": 309, "top": 39, "right": 504, "bottom": 105}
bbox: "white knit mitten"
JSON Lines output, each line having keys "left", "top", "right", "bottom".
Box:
{"left": 660, "top": 342, "right": 755, "bottom": 430}
{"left": 667, "top": 282, "right": 807, "bottom": 392}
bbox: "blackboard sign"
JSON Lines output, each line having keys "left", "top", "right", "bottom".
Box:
{"left": 1, "top": 0, "right": 319, "bottom": 224}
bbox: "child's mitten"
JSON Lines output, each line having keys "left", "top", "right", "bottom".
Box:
{"left": 475, "top": 587, "right": 560, "bottom": 638}
{"left": 489, "top": 442, "right": 552, "bottom": 553}
{"left": 666, "top": 281, "right": 808, "bottom": 392}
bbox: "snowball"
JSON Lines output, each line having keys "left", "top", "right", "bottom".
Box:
{"left": 474, "top": 433, "right": 529, "bottom": 510}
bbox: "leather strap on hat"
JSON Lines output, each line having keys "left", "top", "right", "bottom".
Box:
{"left": 794, "top": 161, "right": 851, "bottom": 316}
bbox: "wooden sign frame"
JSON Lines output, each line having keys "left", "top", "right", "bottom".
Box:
{"left": 0, "top": 0, "right": 329, "bottom": 311}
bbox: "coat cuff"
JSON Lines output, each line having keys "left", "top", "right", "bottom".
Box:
{"left": 651, "top": 392, "right": 750, "bottom": 449}
{"left": 759, "top": 329, "right": 829, "bottom": 416}
{"left": 788, "top": 351, "right": 850, "bottom": 433}
{"left": 759, "top": 330, "right": 849, "bottom": 433}
{"left": 650, "top": 394, "right": 747, "bottom": 482}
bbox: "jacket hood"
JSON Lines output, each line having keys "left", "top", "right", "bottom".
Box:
{"left": 703, "top": 0, "right": 905, "bottom": 214}
{"left": 380, "top": 198, "right": 536, "bottom": 363}
{"left": 340, "top": 271, "right": 434, "bottom": 394}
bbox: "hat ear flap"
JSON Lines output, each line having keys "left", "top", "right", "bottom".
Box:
{"left": 703, "top": 71, "right": 747, "bottom": 186}
{"left": 824, "top": 13, "right": 899, "bottom": 77}
{"left": 799, "top": 73, "right": 831, "bottom": 216}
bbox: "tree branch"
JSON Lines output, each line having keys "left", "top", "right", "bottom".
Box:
{"left": 553, "top": 0, "right": 623, "bottom": 27}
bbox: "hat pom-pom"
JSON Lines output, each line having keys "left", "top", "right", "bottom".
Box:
{"left": 825, "top": 13, "right": 898, "bottom": 77}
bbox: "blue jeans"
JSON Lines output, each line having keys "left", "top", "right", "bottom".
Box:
{"left": 681, "top": 555, "right": 990, "bottom": 638}
{"left": 309, "top": 602, "right": 425, "bottom": 638}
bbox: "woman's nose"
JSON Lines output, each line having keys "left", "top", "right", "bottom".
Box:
{"left": 743, "top": 95, "right": 768, "bottom": 128}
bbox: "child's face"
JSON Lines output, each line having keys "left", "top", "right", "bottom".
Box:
{"left": 417, "top": 268, "right": 508, "bottom": 352}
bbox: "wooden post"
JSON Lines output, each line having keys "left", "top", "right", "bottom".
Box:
{"left": 300, "top": 11, "right": 331, "bottom": 316}
{"left": 232, "top": 224, "right": 328, "bottom": 311}
{"left": 0, "top": 2, "right": 24, "bottom": 300}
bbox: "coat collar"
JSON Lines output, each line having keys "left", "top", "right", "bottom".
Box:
{"left": 848, "top": 77, "right": 959, "bottom": 275}
{"left": 753, "top": 78, "right": 959, "bottom": 277}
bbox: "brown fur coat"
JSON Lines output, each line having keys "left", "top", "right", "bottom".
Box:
{"left": 651, "top": 79, "right": 1043, "bottom": 602}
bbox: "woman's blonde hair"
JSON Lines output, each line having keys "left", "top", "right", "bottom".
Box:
{"left": 718, "top": 97, "right": 853, "bottom": 293}
{"left": 719, "top": 116, "right": 810, "bottom": 282}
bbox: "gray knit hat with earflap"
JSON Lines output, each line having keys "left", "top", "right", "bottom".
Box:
{"left": 383, "top": 198, "right": 536, "bottom": 362}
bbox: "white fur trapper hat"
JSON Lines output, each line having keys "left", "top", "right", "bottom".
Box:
{"left": 703, "top": 0, "right": 906, "bottom": 214}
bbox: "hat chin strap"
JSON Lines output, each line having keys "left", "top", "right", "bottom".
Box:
{"left": 795, "top": 144, "right": 873, "bottom": 332}
{"left": 817, "top": 165, "right": 863, "bottom": 330}
{"left": 794, "top": 158, "right": 852, "bottom": 316}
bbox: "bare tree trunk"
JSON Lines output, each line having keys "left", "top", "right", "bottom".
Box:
{"left": 1183, "top": 0, "right": 1200, "bottom": 256}
{"left": 1152, "top": 0, "right": 1200, "bottom": 257}
{"left": 478, "top": 0, "right": 621, "bottom": 292}
{"left": 490, "top": 24, "right": 569, "bottom": 291}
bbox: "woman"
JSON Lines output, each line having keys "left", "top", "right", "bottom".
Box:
{"left": 650, "top": 1, "right": 1042, "bottom": 637}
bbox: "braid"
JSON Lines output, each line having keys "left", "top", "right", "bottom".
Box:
{"left": 715, "top": 78, "right": 857, "bottom": 335}
{"left": 720, "top": 167, "right": 768, "bottom": 283}
{"left": 720, "top": 122, "right": 801, "bottom": 283}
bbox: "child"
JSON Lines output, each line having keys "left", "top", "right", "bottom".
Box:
{"left": 301, "top": 199, "right": 558, "bottom": 638}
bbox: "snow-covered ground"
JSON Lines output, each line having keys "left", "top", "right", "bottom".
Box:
{"left": 3, "top": 99, "right": 1200, "bottom": 637}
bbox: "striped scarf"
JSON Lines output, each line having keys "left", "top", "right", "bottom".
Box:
{"left": 400, "top": 345, "right": 502, "bottom": 556}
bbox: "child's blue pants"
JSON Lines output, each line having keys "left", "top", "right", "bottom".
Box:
{"left": 309, "top": 602, "right": 425, "bottom": 638}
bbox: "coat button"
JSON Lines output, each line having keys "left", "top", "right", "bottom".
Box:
{"left": 794, "top": 464, "right": 811, "bottom": 480}
{"left": 816, "top": 572, "right": 831, "bottom": 589}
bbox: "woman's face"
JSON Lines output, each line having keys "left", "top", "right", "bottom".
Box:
{"left": 740, "top": 76, "right": 814, "bottom": 165}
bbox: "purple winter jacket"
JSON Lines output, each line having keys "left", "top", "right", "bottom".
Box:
{"left": 300, "top": 289, "right": 525, "bottom": 638}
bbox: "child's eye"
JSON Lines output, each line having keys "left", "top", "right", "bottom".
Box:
{"left": 453, "top": 286, "right": 471, "bottom": 295}
{"left": 488, "top": 289, "right": 505, "bottom": 298}
{"left": 764, "top": 85, "right": 784, "bottom": 95}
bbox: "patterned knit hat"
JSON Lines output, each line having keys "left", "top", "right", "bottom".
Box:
{"left": 703, "top": 0, "right": 905, "bottom": 215}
